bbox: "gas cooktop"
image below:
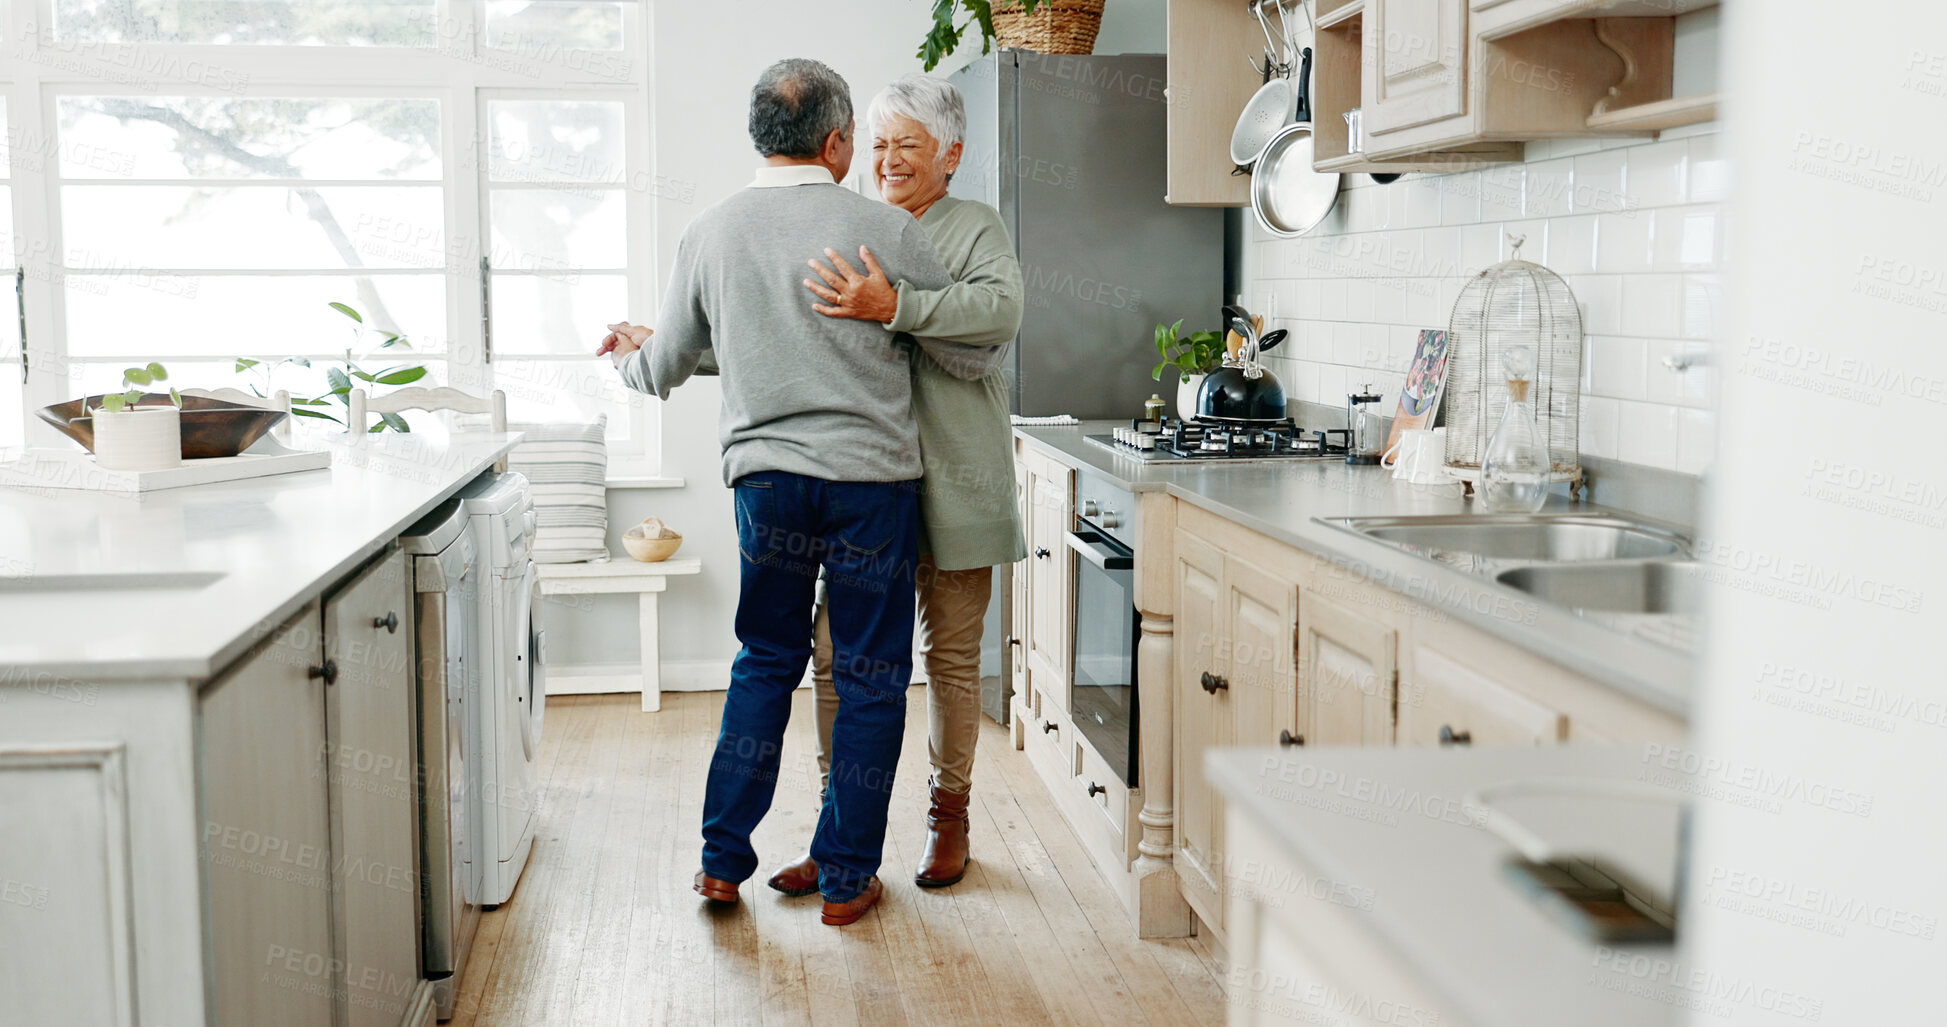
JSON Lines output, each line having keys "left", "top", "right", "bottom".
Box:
{"left": 1085, "top": 418, "right": 1351, "bottom": 464}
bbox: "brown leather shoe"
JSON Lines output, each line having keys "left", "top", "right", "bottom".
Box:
{"left": 693, "top": 870, "right": 739, "bottom": 904}
{"left": 914, "top": 780, "right": 971, "bottom": 888}
{"left": 766, "top": 852, "right": 820, "bottom": 897}
{"left": 820, "top": 876, "right": 884, "bottom": 926}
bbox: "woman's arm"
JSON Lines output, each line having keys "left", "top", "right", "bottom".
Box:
{"left": 805, "top": 206, "right": 1025, "bottom": 348}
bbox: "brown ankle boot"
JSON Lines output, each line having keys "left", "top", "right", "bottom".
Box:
{"left": 914, "top": 780, "right": 971, "bottom": 888}
{"left": 766, "top": 852, "right": 819, "bottom": 897}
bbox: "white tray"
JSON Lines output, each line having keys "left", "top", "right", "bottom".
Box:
{"left": 0, "top": 436, "right": 332, "bottom": 494}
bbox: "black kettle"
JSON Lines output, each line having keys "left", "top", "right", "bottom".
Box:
{"left": 1196, "top": 325, "right": 1289, "bottom": 422}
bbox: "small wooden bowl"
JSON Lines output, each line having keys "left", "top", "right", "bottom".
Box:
{"left": 622, "top": 525, "right": 682, "bottom": 562}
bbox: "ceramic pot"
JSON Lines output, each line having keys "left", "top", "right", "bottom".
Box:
{"left": 92, "top": 406, "right": 182, "bottom": 471}
{"left": 1175, "top": 374, "right": 1206, "bottom": 421}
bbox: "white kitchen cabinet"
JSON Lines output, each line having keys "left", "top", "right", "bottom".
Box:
{"left": 323, "top": 550, "right": 421, "bottom": 1027}
{"left": 1365, "top": 0, "right": 1472, "bottom": 136}
{"left": 1024, "top": 451, "right": 1074, "bottom": 714}
{"left": 1295, "top": 589, "right": 1396, "bottom": 747}
{"left": 1164, "top": 0, "right": 1262, "bottom": 205}
{"left": 1010, "top": 458, "right": 1032, "bottom": 722}
{"left": 1171, "top": 528, "right": 1231, "bottom": 929}
{"left": 199, "top": 603, "right": 336, "bottom": 1027}
{"left": 1398, "top": 640, "right": 1569, "bottom": 745}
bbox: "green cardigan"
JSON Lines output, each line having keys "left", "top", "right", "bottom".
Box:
{"left": 891, "top": 195, "right": 1028, "bottom": 571}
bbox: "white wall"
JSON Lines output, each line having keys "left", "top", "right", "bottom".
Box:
{"left": 1244, "top": 10, "right": 1724, "bottom": 476}
{"left": 547, "top": 0, "right": 1166, "bottom": 673}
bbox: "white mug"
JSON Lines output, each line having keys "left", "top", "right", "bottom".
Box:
{"left": 1383, "top": 428, "right": 1456, "bottom": 485}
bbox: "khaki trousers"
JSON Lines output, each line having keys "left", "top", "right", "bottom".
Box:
{"left": 813, "top": 557, "right": 992, "bottom": 796}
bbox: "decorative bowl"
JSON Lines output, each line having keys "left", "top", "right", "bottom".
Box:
{"left": 37, "top": 394, "right": 288, "bottom": 459}
{"left": 622, "top": 520, "right": 682, "bottom": 562}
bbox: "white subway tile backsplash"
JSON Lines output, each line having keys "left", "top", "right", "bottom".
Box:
{"left": 1362, "top": 323, "right": 1394, "bottom": 371}
{"left": 1682, "top": 274, "right": 1724, "bottom": 340}
{"left": 1572, "top": 275, "right": 1625, "bottom": 335}
{"left": 1620, "top": 275, "right": 1683, "bottom": 337}
{"left": 1334, "top": 322, "right": 1365, "bottom": 365}
{"left": 1442, "top": 179, "right": 1482, "bottom": 226}
{"left": 1525, "top": 159, "right": 1574, "bottom": 218}
{"left": 1626, "top": 140, "right": 1689, "bottom": 209}
{"left": 1421, "top": 228, "right": 1461, "bottom": 277}
{"left": 1344, "top": 279, "right": 1377, "bottom": 323}
{"left": 1590, "top": 336, "right": 1649, "bottom": 401}
{"left": 1459, "top": 224, "right": 1501, "bottom": 274}
{"left": 1580, "top": 396, "right": 1621, "bottom": 461}
{"left": 1571, "top": 150, "right": 1629, "bottom": 213}
{"left": 1595, "top": 211, "right": 1654, "bottom": 273}
{"left": 1405, "top": 179, "right": 1442, "bottom": 228}
{"left": 1688, "top": 133, "right": 1731, "bottom": 202}
{"left": 1618, "top": 400, "right": 1678, "bottom": 469}
{"left": 1549, "top": 214, "right": 1598, "bottom": 275}
{"left": 1675, "top": 408, "right": 1716, "bottom": 475}
{"left": 1650, "top": 205, "right": 1719, "bottom": 270}
{"left": 1479, "top": 166, "right": 1526, "bottom": 222}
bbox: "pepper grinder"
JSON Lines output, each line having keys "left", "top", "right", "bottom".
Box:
{"left": 1346, "top": 386, "right": 1385, "bottom": 465}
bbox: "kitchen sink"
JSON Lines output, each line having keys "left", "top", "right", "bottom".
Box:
{"left": 1334, "top": 514, "right": 1690, "bottom": 563}
{"left": 1494, "top": 561, "right": 1702, "bottom": 615}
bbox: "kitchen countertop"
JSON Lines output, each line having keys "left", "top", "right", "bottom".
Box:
{"left": 0, "top": 432, "right": 522, "bottom": 682}
{"left": 1208, "top": 746, "right": 1687, "bottom": 1027}
{"left": 1016, "top": 423, "right": 1693, "bottom": 715}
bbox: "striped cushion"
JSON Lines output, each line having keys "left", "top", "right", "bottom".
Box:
{"left": 508, "top": 418, "right": 610, "bottom": 564}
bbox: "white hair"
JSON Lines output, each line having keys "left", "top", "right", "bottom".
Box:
{"left": 866, "top": 73, "right": 966, "bottom": 157}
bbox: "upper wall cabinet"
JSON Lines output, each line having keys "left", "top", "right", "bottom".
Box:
{"left": 1165, "top": 0, "right": 1262, "bottom": 205}
{"left": 1365, "top": 0, "right": 1470, "bottom": 135}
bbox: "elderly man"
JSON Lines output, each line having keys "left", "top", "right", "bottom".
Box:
{"left": 600, "top": 58, "right": 999, "bottom": 926}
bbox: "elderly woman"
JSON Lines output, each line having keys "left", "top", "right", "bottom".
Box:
{"left": 767, "top": 73, "right": 1025, "bottom": 895}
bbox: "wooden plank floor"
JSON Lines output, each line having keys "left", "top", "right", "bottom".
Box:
{"left": 449, "top": 688, "right": 1227, "bottom": 1027}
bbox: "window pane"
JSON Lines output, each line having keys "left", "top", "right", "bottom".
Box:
{"left": 489, "top": 101, "right": 624, "bottom": 185}
{"left": 58, "top": 98, "right": 441, "bottom": 180}
{"left": 490, "top": 189, "right": 625, "bottom": 271}
{"left": 65, "top": 186, "right": 444, "bottom": 270}
{"left": 0, "top": 187, "right": 13, "bottom": 268}
{"left": 487, "top": 1, "right": 626, "bottom": 53}
{"left": 497, "top": 359, "right": 636, "bottom": 441}
{"left": 0, "top": 374, "right": 19, "bottom": 451}
{"left": 489, "top": 273, "right": 625, "bottom": 356}
{"left": 65, "top": 275, "right": 447, "bottom": 357}
{"left": 54, "top": 0, "right": 436, "bottom": 46}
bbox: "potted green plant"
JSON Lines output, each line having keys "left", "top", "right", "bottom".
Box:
{"left": 233, "top": 302, "right": 429, "bottom": 433}
{"left": 1151, "top": 321, "right": 1224, "bottom": 420}
{"left": 92, "top": 362, "right": 183, "bottom": 471}
{"left": 920, "top": 1, "right": 1108, "bottom": 71}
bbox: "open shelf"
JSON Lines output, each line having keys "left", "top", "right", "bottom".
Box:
{"left": 1586, "top": 92, "right": 1719, "bottom": 132}
{"left": 1316, "top": 0, "right": 1363, "bottom": 30}
{"left": 1477, "top": 0, "right": 1720, "bottom": 41}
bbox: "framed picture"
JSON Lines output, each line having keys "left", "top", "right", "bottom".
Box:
{"left": 1385, "top": 329, "right": 1451, "bottom": 455}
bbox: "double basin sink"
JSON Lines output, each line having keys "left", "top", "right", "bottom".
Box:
{"left": 1324, "top": 514, "right": 1698, "bottom": 633}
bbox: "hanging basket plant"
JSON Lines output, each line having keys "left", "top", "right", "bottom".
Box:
{"left": 919, "top": 0, "right": 1107, "bottom": 72}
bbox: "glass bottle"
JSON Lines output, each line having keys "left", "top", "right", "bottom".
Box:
{"left": 1479, "top": 345, "right": 1551, "bottom": 513}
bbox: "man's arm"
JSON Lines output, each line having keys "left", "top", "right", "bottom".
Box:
{"left": 885, "top": 209, "right": 1024, "bottom": 347}
{"left": 896, "top": 220, "right": 1008, "bottom": 381}
{"left": 617, "top": 235, "right": 712, "bottom": 398}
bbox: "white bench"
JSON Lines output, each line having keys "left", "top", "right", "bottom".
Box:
{"left": 535, "top": 557, "right": 701, "bottom": 712}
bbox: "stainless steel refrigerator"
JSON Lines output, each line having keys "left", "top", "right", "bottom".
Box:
{"left": 950, "top": 52, "right": 1225, "bottom": 421}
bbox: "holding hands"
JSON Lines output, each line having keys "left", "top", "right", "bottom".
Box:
{"left": 805, "top": 246, "right": 899, "bottom": 325}
{"left": 599, "top": 322, "right": 653, "bottom": 368}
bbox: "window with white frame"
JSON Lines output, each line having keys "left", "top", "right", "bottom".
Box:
{"left": 3, "top": 0, "right": 659, "bottom": 472}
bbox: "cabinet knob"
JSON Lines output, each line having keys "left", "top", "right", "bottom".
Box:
{"left": 1087, "top": 782, "right": 1106, "bottom": 798}
{"left": 1042, "top": 720, "right": 1058, "bottom": 734}
{"left": 1034, "top": 547, "right": 1051, "bottom": 559}
{"left": 1200, "top": 671, "right": 1229, "bottom": 694}
{"left": 1438, "top": 725, "right": 1472, "bottom": 747}
{"left": 1007, "top": 636, "right": 1021, "bottom": 648}
{"left": 373, "top": 611, "right": 399, "bottom": 634}
{"left": 1279, "top": 730, "right": 1304, "bottom": 747}
{"left": 308, "top": 660, "right": 338, "bottom": 686}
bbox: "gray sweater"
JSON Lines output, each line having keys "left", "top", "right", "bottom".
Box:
{"left": 621, "top": 173, "right": 1003, "bottom": 484}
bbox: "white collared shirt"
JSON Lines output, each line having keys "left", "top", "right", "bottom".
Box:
{"left": 749, "top": 164, "right": 836, "bottom": 189}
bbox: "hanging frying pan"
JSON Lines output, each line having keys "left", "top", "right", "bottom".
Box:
{"left": 1228, "top": 1, "right": 1296, "bottom": 168}
{"left": 1250, "top": 45, "right": 1342, "bottom": 238}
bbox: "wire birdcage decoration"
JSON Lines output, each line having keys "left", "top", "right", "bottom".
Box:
{"left": 1443, "top": 235, "right": 1583, "bottom": 487}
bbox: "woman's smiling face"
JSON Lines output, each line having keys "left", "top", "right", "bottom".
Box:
{"left": 872, "top": 114, "right": 961, "bottom": 217}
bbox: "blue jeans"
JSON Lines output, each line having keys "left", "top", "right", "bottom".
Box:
{"left": 699, "top": 470, "right": 919, "bottom": 902}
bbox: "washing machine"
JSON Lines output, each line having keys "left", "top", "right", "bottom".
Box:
{"left": 459, "top": 471, "right": 545, "bottom": 906}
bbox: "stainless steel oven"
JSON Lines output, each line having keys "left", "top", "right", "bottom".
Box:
{"left": 1068, "top": 472, "right": 1139, "bottom": 786}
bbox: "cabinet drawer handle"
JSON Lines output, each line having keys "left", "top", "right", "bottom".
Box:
{"left": 1034, "top": 547, "right": 1051, "bottom": 559}
{"left": 373, "top": 611, "right": 399, "bottom": 634}
{"left": 1279, "top": 730, "right": 1304, "bottom": 747}
{"left": 1087, "top": 782, "right": 1106, "bottom": 798}
{"left": 1199, "top": 672, "right": 1229, "bottom": 694}
{"left": 308, "top": 661, "right": 338, "bottom": 686}
{"left": 1042, "top": 720, "right": 1058, "bottom": 734}
{"left": 1438, "top": 725, "right": 1472, "bottom": 747}
{"left": 1007, "top": 636, "right": 1021, "bottom": 648}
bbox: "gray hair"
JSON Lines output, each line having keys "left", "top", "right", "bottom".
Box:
{"left": 867, "top": 73, "right": 966, "bottom": 157}
{"left": 748, "top": 58, "right": 854, "bottom": 159}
